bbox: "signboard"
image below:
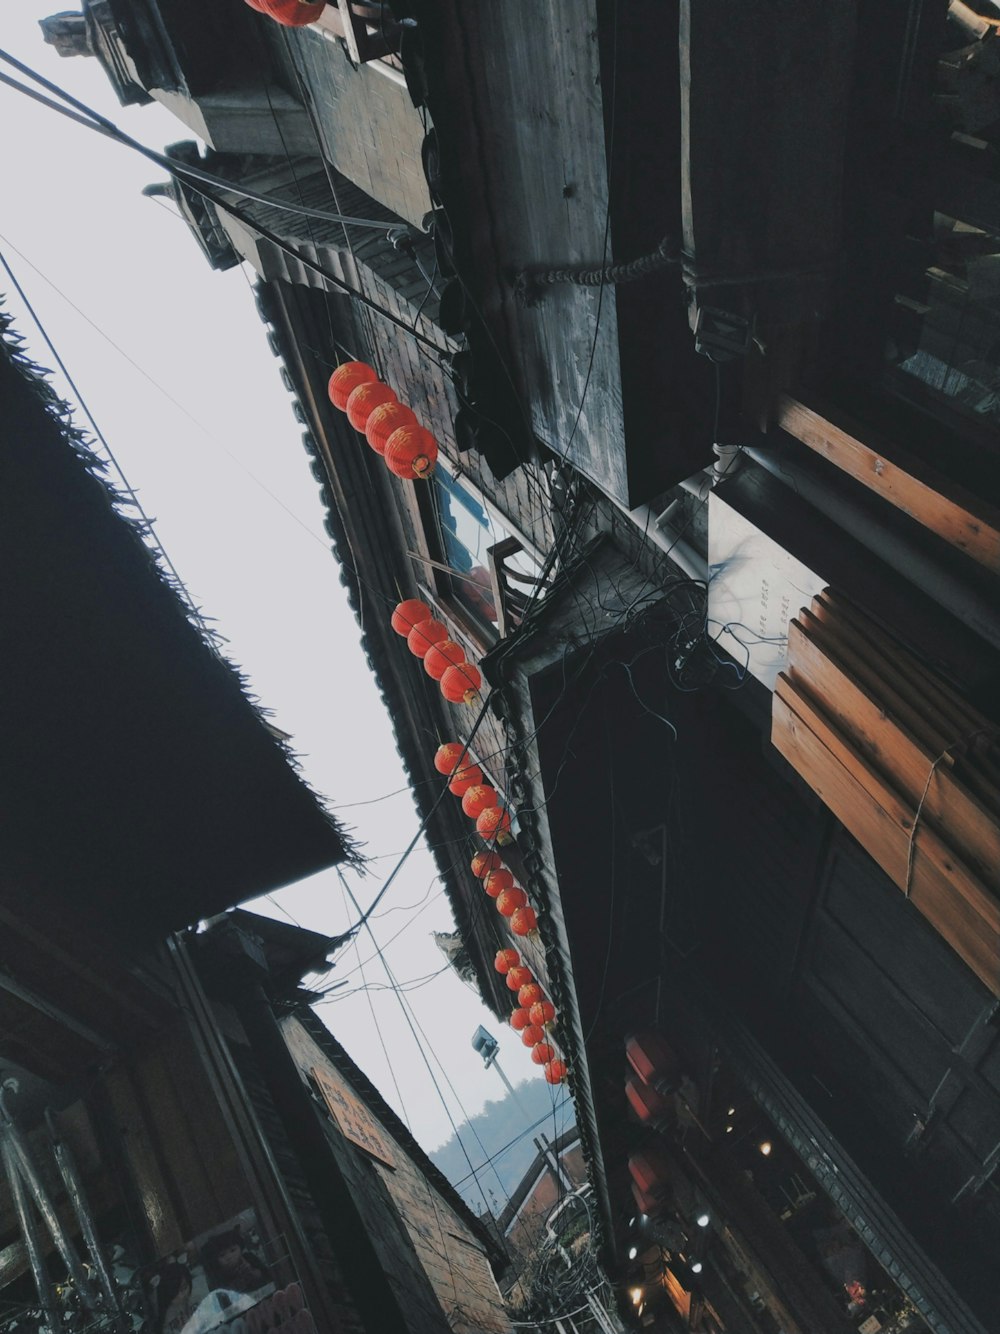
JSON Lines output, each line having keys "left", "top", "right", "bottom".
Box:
{"left": 708, "top": 491, "right": 825, "bottom": 691}
{"left": 312, "top": 1064, "right": 396, "bottom": 1168}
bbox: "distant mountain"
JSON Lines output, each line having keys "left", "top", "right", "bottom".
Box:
{"left": 430, "top": 1079, "right": 575, "bottom": 1214}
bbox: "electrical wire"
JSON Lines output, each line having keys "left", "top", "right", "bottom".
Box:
{"left": 0, "top": 55, "right": 449, "bottom": 356}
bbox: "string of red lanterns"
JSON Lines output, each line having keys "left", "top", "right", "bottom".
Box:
{"left": 490, "top": 946, "right": 566, "bottom": 1084}
{"left": 328, "top": 362, "right": 439, "bottom": 480}
{"left": 390, "top": 599, "right": 483, "bottom": 710}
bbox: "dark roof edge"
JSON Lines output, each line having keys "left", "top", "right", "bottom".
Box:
{"left": 496, "top": 1126, "right": 582, "bottom": 1233}
{"left": 251, "top": 278, "right": 509, "bottom": 1018}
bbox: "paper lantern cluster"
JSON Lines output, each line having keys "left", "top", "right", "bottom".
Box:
{"left": 392, "top": 600, "right": 483, "bottom": 708}
{"left": 492, "top": 948, "right": 566, "bottom": 1085}
{"left": 328, "top": 362, "right": 439, "bottom": 480}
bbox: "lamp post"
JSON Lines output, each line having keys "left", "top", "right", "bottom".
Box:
{"left": 472, "top": 1025, "right": 528, "bottom": 1113}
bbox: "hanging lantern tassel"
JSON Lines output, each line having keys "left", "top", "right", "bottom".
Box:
{"left": 385, "top": 425, "right": 438, "bottom": 479}
{"left": 441, "top": 662, "right": 482, "bottom": 706}
{"left": 494, "top": 948, "right": 520, "bottom": 976}
{"left": 510, "top": 905, "right": 538, "bottom": 937}
{"left": 476, "top": 804, "right": 512, "bottom": 845}
{"left": 328, "top": 360, "right": 377, "bottom": 410}
{"left": 346, "top": 381, "right": 397, "bottom": 432}
{"left": 544, "top": 1059, "right": 568, "bottom": 1085}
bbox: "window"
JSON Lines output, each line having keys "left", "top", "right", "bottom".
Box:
{"left": 410, "top": 460, "right": 545, "bottom": 647}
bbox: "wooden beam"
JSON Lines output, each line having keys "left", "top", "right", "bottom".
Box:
{"left": 777, "top": 395, "right": 1000, "bottom": 573}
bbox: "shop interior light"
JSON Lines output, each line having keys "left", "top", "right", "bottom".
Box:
{"left": 691, "top": 1262, "right": 703, "bottom": 1274}
{"left": 759, "top": 1141, "right": 773, "bottom": 1156}
{"left": 696, "top": 1213, "right": 710, "bottom": 1228}
{"left": 628, "top": 1246, "right": 638, "bottom": 1260}
{"left": 630, "top": 1288, "right": 643, "bottom": 1306}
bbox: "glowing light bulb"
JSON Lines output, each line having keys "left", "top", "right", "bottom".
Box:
{"left": 759, "top": 1141, "right": 773, "bottom": 1156}
{"left": 727, "top": 1106, "right": 735, "bottom": 1115}
{"left": 628, "top": 1246, "right": 638, "bottom": 1260}
{"left": 692, "top": 1262, "right": 703, "bottom": 1274}
{"left": 696, "top": 1213, "right": 710, "bottom": 1228}
{"left": 630, "top": 1287, "right": 643, "bottom": 1305}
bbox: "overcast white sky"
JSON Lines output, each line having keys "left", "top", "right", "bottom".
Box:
{"left": 0, "top": 4, "right": 563, "bottom": 1170}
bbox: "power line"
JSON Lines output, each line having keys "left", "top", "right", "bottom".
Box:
{"left": 0, "top": 54, "right": 449, "bottom": 356}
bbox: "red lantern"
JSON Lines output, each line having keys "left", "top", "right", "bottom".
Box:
{"left": 385, "top": 425, "right": 438, "bottom": 479}
{"left": 407, "top": 619, "right": 448, "bottom": 658}
{"left": 506, "top": 965, "right": 533, "bottom": 992}
{"left": 328, "top": 360, "right": 377, "bottom": 410}
{"left": 510, "top": 1008, "right": 531, "bottom": 1031}
{"left": 494, "top": 948, "right": 519, "bottom": 975}
{"left": 518, "top": 982, "right": 543, "bottom": 1010}
{"left": 530, "top": 999, "right": 556, "bottom": 1027}
{"left": 545, "top": 1059, "right": 568, "bottom": 1085}
{"left": 392, "top": 599, "right": 432, "bottom": 637}
{"left": 510, "top": 905, "right": 538, "bottom": 936}
{"left": 531, "top": 1043, "right": 555, "bottom": 1065}
{"left": 477, "top": 805, "right": 512, "bottom": 843}
{"left": 366, "top": 400, "right": 416, "bottom": 455}
{"left": 471, "top": 850, "right": 503, "bottom": 879}
{"left": 245, "top": 0, "right": 327, "bottom": 27}
{"left": 434, "top": 741, "right": 466, "bottom": 775}
{"left": 424, "top": 639, "right": 467, "bottom": 682}
{"left": 521, "top": 1024, "right": 545, "bottom": 1048}
{"left": 448, "top": 763, "right": 482, "bottom": 796}
{"left": 441, "top": 662, "right": 482, "bottom": 704}
{"left": 483, "top": 869, "right": 514, "bottom": 898}
{"left": 461, "top": 784, "right": 497, "bottom": 819}
{"left": 496, "top": 886, "right": 527, "bottom": 918}
{"left": 346, "top": 380, "right": 396, "bottom": 432}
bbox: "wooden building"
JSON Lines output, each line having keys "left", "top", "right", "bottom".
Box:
{"left": 44, "top": 2, "right": 1000, "bottom": 1332}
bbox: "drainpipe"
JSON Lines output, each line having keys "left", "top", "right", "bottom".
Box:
{"left": 742, "top": 444, "right": 1000, "bottom": 652}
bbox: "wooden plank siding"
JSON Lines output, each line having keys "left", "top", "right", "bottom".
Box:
{"left": 778, "top": 395, "right": 1000, "bottom": 572}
